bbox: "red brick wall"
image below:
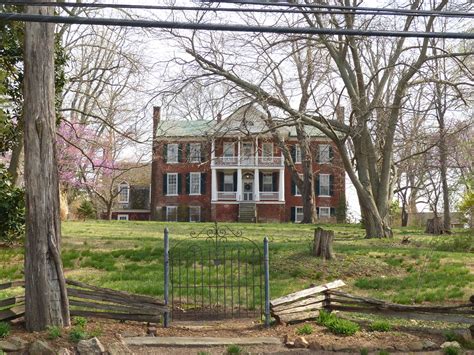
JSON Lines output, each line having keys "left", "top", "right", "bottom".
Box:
{"left": 257, "top": 204, "right": 285, "bottom": 223}
{"left": 214, "top": 204, "right": 239, "bottom": 222}
{"left": 111, "top": 212, "right": 150, "bottom": 221}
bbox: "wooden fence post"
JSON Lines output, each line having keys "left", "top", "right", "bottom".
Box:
{"left": 313, "top": 227, "right": 335, "bottom": 260}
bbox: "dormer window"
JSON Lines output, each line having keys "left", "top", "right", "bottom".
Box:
{"left": 118, "top": 182, "right": 130, "bottom": 204}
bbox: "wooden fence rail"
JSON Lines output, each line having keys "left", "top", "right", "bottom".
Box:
{"left": 0, "top": 279, "right": 167, "bottom": 323}
{"left": 270, "top": 280, "right": 474, "bottom": 325}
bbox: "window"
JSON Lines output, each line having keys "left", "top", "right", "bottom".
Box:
{"left": 295, "top": 207, "right": 304, "bottom": 223}
{"left": 189, "top": 206, "right": 201, "bottom": 222}
{"left": 319, "top": 207, "right": 331, "bottom": 218}
{"left": 167, "top": 173, "right": 178, "bottom": 195}
{"left": 167, "top": 143, "right": 179, "bottom": 163}
{"left": 118, "top": 182, "right": 129, "bottom": 203}
{"left": 224, "top": 174, "right": 234, "bottom": 192}
{"left": 117, "top": 214, "right": 129, "bottom": 221}
{"left": 189, "top": 143, "right": 201, "bottom": 163}
{"left": 295, "top": 145, "right": 302, "bottom": 163}
{"left": 262, "top": 143, "right": 273, "bottom": 161}
{"left": 190, "top": 172, "right": 201, "bottom": 195}
{"left": 223, "top": 142, "right": 235, "bottom": 161}
{"left": 295, "top": 174, "right": 303, "bottom": 196}
{"left": 319, "top": 174, "right": 330, "bottom": 196}
{"left": 166, "top": 206, "right": 178, "bottom": 221}
{"left": 262, "top": 174, "right": 273, "bottom": 192}
{"left": 319, "top": 144, "right": 331, "bottom": 163}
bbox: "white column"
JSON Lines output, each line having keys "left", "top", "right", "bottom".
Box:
{"left": 254, "top": 168, "right": 260, "bottom": 201}
{"left": 255, "top": 136, "right": 259, "bottom": 166}
{"left": 237, "top": 137, "right": 241, "bottom": 166}
{"left": 211, "top": 139, "right": 215, "bottom": 167}
{"left": 211, "top": 169, "right": 218, "bottom": 201}
{"left": 279, "top": 168, "right": 285, "bottom": 201}
{"left": 237, "top": 168, "right": 243, "bottom": 201}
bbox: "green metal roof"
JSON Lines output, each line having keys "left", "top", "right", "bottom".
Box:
{"left": 156, "top": 120, "right": 216, "bottom": 137}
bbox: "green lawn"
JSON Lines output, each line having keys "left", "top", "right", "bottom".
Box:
{"left": 1, "top": 221, "right": 473, "bottom": 307}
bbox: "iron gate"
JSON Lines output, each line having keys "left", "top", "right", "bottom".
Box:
{"left": 163, "top": 223, "right": 269, "bottom": 324}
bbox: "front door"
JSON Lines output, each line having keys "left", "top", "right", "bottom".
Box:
{"left": 243, "top": 180, "right": 253, "bottom": 201}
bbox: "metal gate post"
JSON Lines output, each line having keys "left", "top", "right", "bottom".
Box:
{"left": 263, "top": 236, "right": 271, "bottom": 328}
{"left": 163, "top": 227, "right": 170, "bottom": 327}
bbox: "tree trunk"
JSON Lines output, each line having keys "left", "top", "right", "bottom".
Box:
{"left": 7, "top": 133, "right": 23, "bottom": 186}
{"left": 425, "top": 217, "right": 443, "bottom": 235}
{"left": 313, "top": 227, "right": 334, "bottom": 260}
{"left": 23, "top": 1, "right": 70, "bottom": 331}
{"left": 439, "top": 124, "right": 451, "bottom": 232}
{"left": 401, "top": 204, "right": 408, "bottom": 227}
{"left": 106, "top": 203, "right": 113, "bottom": 220}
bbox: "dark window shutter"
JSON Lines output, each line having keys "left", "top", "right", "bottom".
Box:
{"left": 316, "top": 175, "right": 320, "bottom": 196}
{"left": 291, "top": 177, "right": 296, "bottom": 195}
{"left": 291, "top": 207, "right": 296, "bottom": 222}
{"left": 186, "top": 144, "right": 190, "bottom": 163}
{"left": 329, "top": 145, "right": 334, "bottom": 162}
{"left": 219, "top": 172, "right": 224, "bottom": 191}
{"left": 316, "top": 207, "right": 320, "bottom": 216}
{"left": 315, "top": 144, "right": 320, "bottom": 163}
{"left": 163, "top": 144, "right": 168, "bottom": 163}
{"left": 185, "top": 173, "right": 190, "bottom": 194}
{"left": 178, "top": 144, "right": 183, "bottom": 163}
{"left": 272, "top": 172, "right": 278, "bottom": 192}
{"left": 178, "top": 174, "right": 183, "bottom": 194}
{"left": 163, "top": 174, "right": 167, "bottom": 195}
{"left": 329, "top": 175, "right": 334, "bottom": 196}
{"left": 201, "top": 173, "right": 206, "bottom": 194}
{"left": 290, "top": 145, "right": 296, "bottom": 162}
{"left": 259, "top": 172, "right": 263, "bottom": 192}
{"left": 162, "top": 206, "right": 167, "bottom": 221}
{"left": 233, "top": 171, "right": 238, "bottom": 192}
{"left": 330, "top": 207, "right": 336, "bottom": 217}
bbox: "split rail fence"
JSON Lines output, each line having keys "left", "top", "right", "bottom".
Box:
{"left": 270, "top": 280, "right": 474, "bottom": 325}
{"left": 0, "top": 279, "right": 167, "bottom": 323}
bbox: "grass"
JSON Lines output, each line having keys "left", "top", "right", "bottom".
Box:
{"left": 226, "top": 344, "right": 243, "bottom": 354}
{"left": 0, "top": 322, "right": 10, "bottom": 338}
{"left": 369, "top": 320, "right": 392, "bottom": 332}
{"left": 317, "top": 310, "right": 360, "bottom": 336}
{"left": 0, "top": 221, "right": 472, "bottom": 308}
{"left": 296, "top": 323, "right": 314, "bottom": 335}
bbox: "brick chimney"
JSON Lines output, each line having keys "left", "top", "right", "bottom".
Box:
{"left": 151, "top": 106, "right": 161, "bottom": 221}
{"left": 216, "top": 113, "right": 222, "bottom": 123}
{"left": 336, "top": 106, "right": 345, "bottom": 123}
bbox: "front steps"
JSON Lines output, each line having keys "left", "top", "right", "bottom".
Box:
{"left": 239, "top": 203, "right": 256, "bottom": 222}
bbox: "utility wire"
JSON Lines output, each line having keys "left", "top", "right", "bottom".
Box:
{"left": 1, "top": 1, "right": 473, "bottom": 18}
{"left": 1, "top": 12, "right": 473, "bottom": 39}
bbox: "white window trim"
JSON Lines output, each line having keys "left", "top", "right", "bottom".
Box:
{"left": 295, "top": 145, "right": 302, "bottom": 164}
{"left": 223, "top": 142, "right": 235, "bottom": 157}
{"left": 295, "top": 174, "right": 303, "bottom": 196}
{"left": 167, "top": 143, "right": 179, "bottom": 164}
{"left": 223, "top": 173, "right": 234, "bottom": 192}
{"left": 295, "top": 206, "right": 304, "bottom": 223}
{"left": 262, "top": 173, "right": 273, "bottom": 192}
{"left": 189, "top": 172, "right": 201, "bottom": 195}
{"left": 319, "top": 144, "right": 331, "bottom": 164}
{"left": 118, "top": 182, "right": 129, "bottom": 204}
{"left": 189, "top": 206, "right": 201, "bottom": 222}
{"left": 166, "top": 206, "right": 178, "bottom": 222}
{"left": 319, "top": 206, "right": 331, "bottom": 218}
{"left": 319, "top": 173, "right": 331, "bottom": 197}
{"left": 190, "top": 143, "right": 201, "bottom": 163}
{"left": 167, "top": 173, "right": 178, "bottom": 196}
{"left": 117, "top": 214, "right": 129, "bottom": 221}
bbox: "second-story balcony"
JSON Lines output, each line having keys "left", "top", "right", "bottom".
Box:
{"left": 212, "top": 156, "right": 284, "bottom": 168}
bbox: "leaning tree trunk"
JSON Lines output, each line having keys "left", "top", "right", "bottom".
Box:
{"left": 23, "top": 0, "right": 70, "bottom": 331}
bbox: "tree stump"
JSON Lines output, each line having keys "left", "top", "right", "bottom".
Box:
{"left": 425, "top": 217, "right": 450, "bottom": 235}
{"left": 313, "top": 228, "right": 335, "bottom": 260}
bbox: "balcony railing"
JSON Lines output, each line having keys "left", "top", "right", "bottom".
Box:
{"left": 215, "top": 191, "right": 281, "bottom": 202}
{"left": 212, "top": 156, "right": 284, "bottom": 167}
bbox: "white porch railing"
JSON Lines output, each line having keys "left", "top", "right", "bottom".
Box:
{"left": 259, "top": 192, "right": 280, "bottom": 201}
{"left": 212, "top": 156, "right": 284, "bottom": 167}
{"left": 217, "top": 191, "right": 237, "bottom": 201}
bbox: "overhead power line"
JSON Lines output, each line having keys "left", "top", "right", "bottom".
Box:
{"left": 1, "top": 1, "right": 473, "bottom": 18}
{"left": 1, "top": 12, "right": 473, "bottom": 39}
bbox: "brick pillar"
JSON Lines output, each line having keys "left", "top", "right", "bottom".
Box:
{"left": 150, "top": 106, "right": 161, "bottom": 220}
